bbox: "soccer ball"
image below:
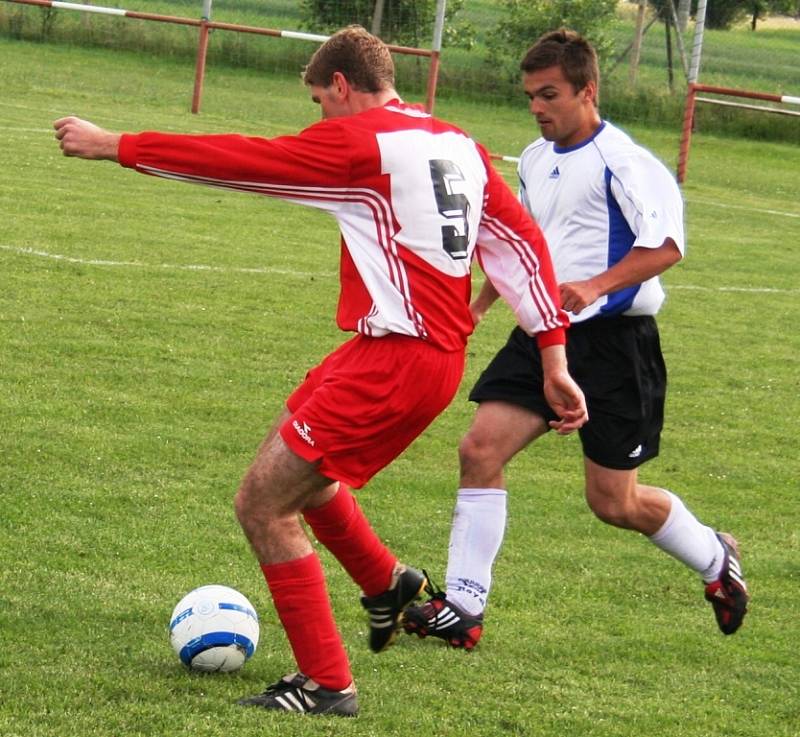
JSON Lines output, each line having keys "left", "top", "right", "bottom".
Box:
{"left": 169, "top": 584, "right": 260, "bottom": 673}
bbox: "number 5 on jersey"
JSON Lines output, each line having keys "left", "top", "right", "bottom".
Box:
{"left": 377, "top": 129, "right": 485, "bottom": 274}
{"left": 429, "top": 159, "right": 470, "bottom": 260}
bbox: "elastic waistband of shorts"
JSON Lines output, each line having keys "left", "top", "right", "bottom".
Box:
{"left": 569, "top": 314, "right": 657, "bottom": 332}
{"left": 352, "top": 331, "right": 465, "bottom": 355}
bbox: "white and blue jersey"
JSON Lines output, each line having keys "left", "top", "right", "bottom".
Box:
{"left": 517, "top": 120, "right": 685, "bottom": 323}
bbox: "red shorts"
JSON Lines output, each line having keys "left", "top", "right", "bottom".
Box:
{"left": 280, "top": 333, "right": 465, "bottom": 488}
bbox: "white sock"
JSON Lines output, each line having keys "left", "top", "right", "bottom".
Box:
{"left": 444, "top": 488, "right": 507, "bottom": 616}
{"left": 649, "top": 490, "right": 725, "bottom": 583}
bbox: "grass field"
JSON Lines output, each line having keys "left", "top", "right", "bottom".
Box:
{"left": 1, "top": 37, "right": 799, "bottom": 737}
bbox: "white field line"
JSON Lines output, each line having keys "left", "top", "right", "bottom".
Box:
{"left": 0, "top": 244, "right": 336, "bottom": 279}
{"left": 3, "top": 244, "right": 796, "bottom": 294}
{"left": 0, "top": 101, "right": 133, "bottom": 124}
{"left": 1, "top": 127, "right": 55, "bottom": 133}
{"left": 669, "top": 284, "right": 798, "bottom": 294}
{"left": 686, "top": 197, "right": 799, "bottom": 219}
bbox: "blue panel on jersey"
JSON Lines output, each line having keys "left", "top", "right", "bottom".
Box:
{"left": 603, "top": 167, "right": 639, "bottom": 316}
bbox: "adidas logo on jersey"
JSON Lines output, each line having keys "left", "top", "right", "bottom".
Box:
{"left": 548, "top": 166, "right": 560, "bottom": 179}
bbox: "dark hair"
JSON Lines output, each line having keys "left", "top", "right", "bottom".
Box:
{"left": 519, "top": 28, "right": 599, "bottom": 95}
{"left": 303, "top": 25, "right": 395, "bottom": 92}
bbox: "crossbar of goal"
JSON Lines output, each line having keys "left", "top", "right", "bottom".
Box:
{"left": 677, "top": 83, "right": 800, "bottom": 183}
{"left": 695, "top": 97, "right": 800, "bottom": 118}
{"left": 6, "top": 0, "right": 446, "bottom": 113}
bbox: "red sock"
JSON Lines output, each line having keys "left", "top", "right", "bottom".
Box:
{"left": 260, "top": 553, "right": 352, "bottom": 691}
{"left": 303, "top": 485, "right": 396, "bottom": 596}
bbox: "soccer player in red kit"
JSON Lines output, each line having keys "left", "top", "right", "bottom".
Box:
{"left": 54, "top": 26, "right": 587, "bottom": 716}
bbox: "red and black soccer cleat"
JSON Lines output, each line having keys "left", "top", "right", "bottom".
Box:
{"left": 404, "top": 591, "right": 484, "bottom": 650}
{"left": 704, "top": 532, "right": 749, "bottom": 635}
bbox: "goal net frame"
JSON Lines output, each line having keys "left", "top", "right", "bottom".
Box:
{"left": 677, "top": 83, "right": 800, "bottom": 183}
{"left": 5, "top": 0, "right": 448, "bottom": 115}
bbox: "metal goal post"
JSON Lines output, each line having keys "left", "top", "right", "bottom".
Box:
{"left": 5, "top": 0, "right": 448, "bottom": 114}
{"left": 677, "top": 83, "right": 800, "bottom": 183}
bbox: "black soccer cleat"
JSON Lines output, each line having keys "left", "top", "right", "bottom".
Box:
{"left": 360, "top": 563, "right": 429, "bottom": 653}
{"left": 704, "top": 532, "right": 749, "bottom": 635}
{"left": 237, "top": 672, "right": 358, "bottom": 716}
{"left": 403, "top": 591, "right": 484, "bottom": 650}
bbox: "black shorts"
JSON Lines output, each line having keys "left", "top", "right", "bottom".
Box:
{"left": 469, "top": 315, "right": 667, "bottom": 470}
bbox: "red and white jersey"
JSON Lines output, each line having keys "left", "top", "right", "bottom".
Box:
{"left": 118, "top": 99, "right": 567, "bottom": 351}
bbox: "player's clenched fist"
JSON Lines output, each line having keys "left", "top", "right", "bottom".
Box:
{"left": 54, "top": 116, "right": 121, "bottom": 161}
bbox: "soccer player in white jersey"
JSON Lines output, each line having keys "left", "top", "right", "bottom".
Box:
{"left": 405, "top": 28, "right": 749, "bottom": 650}
{"left": 54, "top": 27, "right": 588, "bottom": 716}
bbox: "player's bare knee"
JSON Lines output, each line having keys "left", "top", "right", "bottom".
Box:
{"left": 233, "top": 483, "right": 254, "bottom": 530}
{"left": 234, "top": 474, "right": 271, "bottom": 529}
{"left": 458, "top": 432, "right": 502, "bottom": 484}
{"left": 235, "top": 481, "right": 283, "bottom": 547}
{"left": 585, "top": 490, "right": 636, "bottom": 529}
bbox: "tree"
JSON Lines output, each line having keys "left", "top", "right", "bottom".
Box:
{"left": 648, "top": 0, "right": 679, "bottom": 22}
{"left": 300, "top": 0, "right": 473, "bottom": 49}
{"left": 692, "top": 0, "right": 795, "bottom": 30}
{"left": 696, "top": 0, "right": 748, "bottom": 29}
{"left": 484, "top": 0, "right": 618, "bottom": 82}
{"left": 745, "top": 0, "right": 796, "bottom": 30}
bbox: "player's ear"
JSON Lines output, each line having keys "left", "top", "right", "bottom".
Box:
{"left": 330, "top": 71, "right": 349, "bottom": 101}
{"left": 582, "top": 81, "right": 598, "bottom": 106}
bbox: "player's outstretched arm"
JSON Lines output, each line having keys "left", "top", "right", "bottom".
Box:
{"left": 54, "top": 117, "right": 121, "bottom": 161}
{"left": 540, "top": 344, "right": 588, "bottom": 435}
